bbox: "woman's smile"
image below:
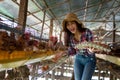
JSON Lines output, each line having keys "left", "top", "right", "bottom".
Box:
{"left": 66, "top": 21, "right": 77, "bottom": 34}
{"left": 70, "top": 28, "right": 75, "bottom": 33}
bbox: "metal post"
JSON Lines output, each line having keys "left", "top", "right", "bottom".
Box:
{"left": 113, "top": 13, "right": 116, "bottom": 42}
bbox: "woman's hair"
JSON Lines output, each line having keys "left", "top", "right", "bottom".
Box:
{"left": 64, "top": 21, "right": 86, "bottom": 46}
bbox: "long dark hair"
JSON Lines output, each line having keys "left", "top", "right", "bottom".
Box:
{"left": 64, "top": 21, "right": 86, "bottom": 46}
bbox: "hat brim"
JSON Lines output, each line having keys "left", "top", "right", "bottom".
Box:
{"left": 62, "top": 18, "right": 84, "bottom": 31}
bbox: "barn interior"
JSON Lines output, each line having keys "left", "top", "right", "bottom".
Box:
{"left": 0, "top": 0, "right": 120, "bottom": 80}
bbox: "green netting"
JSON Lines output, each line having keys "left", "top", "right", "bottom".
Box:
{"left": 0, "top": 7, "right": 13, "bottom": 18}
{"left": 70, "top": 0, "right": 85, "bottom": 10}
{"left": 28, "top": 0, "right": 40, "bottom": 12}
{"left": 45, "top": 0, "right": 65, "bottom": 6}
{"left": 51, "top": 3, "right": 69, "bottom": 16}
{"left": 87, "top": 6, "right": 99, "bottom": 14}
{"left": 88, "top": 0, "right": 100, "bottom": 5}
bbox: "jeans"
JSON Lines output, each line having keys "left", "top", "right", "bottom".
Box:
{"left": 74, "top": 54, "right": 96, "bottom": 80}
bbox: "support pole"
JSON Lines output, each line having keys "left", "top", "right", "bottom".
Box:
{"left": 18, "top": 0, "right": 28, "bottom": 33}
{"left": 51, "top": 69, "right": 55, "bottom": 80}
{"left": 112, "top": 13, "right": 116, "bottom": 42}
{"left": 40, "top": 10, "right": 46, "bottom": 40}
{"left": 110, "top": 71, "right": 114, "bottom": 80}
{"left": 59, "top": 30, "right": 62, "bottom": 42}
{"left": 49, "top": 19, "right": 53, "bottom": 37}
{"left": 98, "top": 69, "right": 101, "bottom": 80}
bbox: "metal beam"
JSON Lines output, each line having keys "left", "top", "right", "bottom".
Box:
{"left": 18, "top": 0, "right": 28, "bottom": 33}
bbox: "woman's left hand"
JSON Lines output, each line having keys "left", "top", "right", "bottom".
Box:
{"left": 87, "top": 47, "right": 101, "bottom": 53}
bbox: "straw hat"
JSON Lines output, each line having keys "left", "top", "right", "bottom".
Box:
{"left": 62, "top": 13, "right": 84, "bottom": 31}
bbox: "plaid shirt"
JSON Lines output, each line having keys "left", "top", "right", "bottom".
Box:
{"left": 68, "top": 28, "right": 93, "bottom": 56}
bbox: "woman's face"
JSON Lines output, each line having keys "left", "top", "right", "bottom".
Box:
{"left": 66, "top": 21, "right": 77, "bottom": 34}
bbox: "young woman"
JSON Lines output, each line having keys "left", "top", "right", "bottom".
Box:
{"left": 62, "top": 13, "right": 96, "bottom": 80}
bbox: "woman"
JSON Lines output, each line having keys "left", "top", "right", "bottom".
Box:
{"left": 62, "top": 13, "right": 96, "bottom": 80}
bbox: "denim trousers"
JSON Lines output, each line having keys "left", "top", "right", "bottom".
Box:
{"left": 74, "top": 53, "right": 96, "bottom": 80}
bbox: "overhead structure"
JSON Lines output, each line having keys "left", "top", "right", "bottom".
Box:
{"left": 0, "top": 0, "right": 120, "bottom": 41}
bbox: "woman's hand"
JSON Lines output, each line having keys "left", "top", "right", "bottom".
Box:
{"left": 87, "top": 47, "right": 101, "bottom": 53}
{"left": 51, "top": 51, "right": 67, "bottom": 62}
